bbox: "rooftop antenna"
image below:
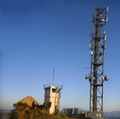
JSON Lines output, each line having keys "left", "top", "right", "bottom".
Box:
{"left": 85, "top": 6, "right": 109, "bottom": 119}
{"left": 62, "top": 77, "right": 64, "bottom": 89}
{"left": 86, "top": 64, "right": 90, "bottom": 69}
{"left": 52, "top": 63, "right": 55, "bottom": 86}
{"left": 44, "top": 76, "right": 46, "bottom": 88}
{"left": 44, "top": 64, "right": 63, "bottom": 114}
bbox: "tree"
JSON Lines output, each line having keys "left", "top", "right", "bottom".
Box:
{"left": 61, "top": 114, "right": 66, "bottom": 118}
{"left": 43, "top": 101, "right": 46, "bottom": 110}
{"left": 13, "top": 102, "right": 29, "bottom": 119}
{"left": 47, "top": 102, "right": 52, "bottom": 113}
{"left": 13, "top": 102, "right": 29, "bottom": 112}
{"left": 39, "top": 105, "right": 43, "bottom": 110}
{"left": 47, "top": 102, "right": 51, "bottom": 109}
{"left": 54, "top": 105, "right": 59, "bottom": 116}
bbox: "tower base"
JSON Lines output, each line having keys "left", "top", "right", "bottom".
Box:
{"left": 89, "top": 111, "right": 105, "bottom": 119}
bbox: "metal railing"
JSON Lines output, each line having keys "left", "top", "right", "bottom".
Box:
{"left": 44, "top": 82, "right": 63, "bottom": 89}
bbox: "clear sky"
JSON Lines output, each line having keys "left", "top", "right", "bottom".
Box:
{"left": 0, "top": 0, "right": 120, "bottom": 112}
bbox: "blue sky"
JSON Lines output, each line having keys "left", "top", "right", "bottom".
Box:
{"left": 0, "top": 0, "right": 120, "bottom": 112}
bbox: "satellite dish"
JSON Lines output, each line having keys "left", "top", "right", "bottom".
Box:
{"left": 85, "top": 75, "right": 89, "bottom": 79}
{"left": 104, "top": 76, "right": 109, "bottom": 81}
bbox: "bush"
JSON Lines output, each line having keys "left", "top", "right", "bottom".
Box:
{"left": 61, "top": 114, "right": 66, "bottom": 118}
{"left": 10, "top": 102, "right": 73, "bottom": 119}
{"left": 9, "top": 109, "right": 17, "bottom": 119}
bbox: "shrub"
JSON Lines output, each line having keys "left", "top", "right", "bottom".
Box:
{"left": 9, "top": 109, "right": 17, "bottom": 119}
{"left": 61, "top": 114, "right": 66, "bottom": 118}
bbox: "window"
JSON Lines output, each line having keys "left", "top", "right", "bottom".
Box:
{"left": 52, "top": 88, "right": 61, "bottom": 93}
{"left": 58, "top": 89, "right": 60, "bottom": 93}
{"left": 52, "top": 88, "right": 56, "bottom": 93}
{"left": 45, "top": 88, "right": 50, "bottom": 93}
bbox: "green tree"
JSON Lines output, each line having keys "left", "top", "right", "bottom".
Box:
{"left": 47, "top": 102, "right": 51, "bottom": 109}
{"left": 61, "top": 114, "right": 66, "bottom": 118}
{"left": 43, "top": 101, "right": 46, "bottom": 110}
{"left": 54, "top": 105, "right": 59, "bottom": 116}
{"left": 39, "top": 105, "right": 43, "bottom": 110}
{"left": 13, "top": 102, "right": 29, "bottom": 119}
{"left": 13, "top": 102, "right": 29, "bottom": 112}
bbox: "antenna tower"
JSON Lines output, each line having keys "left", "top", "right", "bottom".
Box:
{"left": 52, "top": 63, "right": 55, "bottom": 86}
{"left": 85, "top": 6, "right": 109, "bottom": 119}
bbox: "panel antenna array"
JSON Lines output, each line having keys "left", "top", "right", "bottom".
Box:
{"left": 85, "top": 6, "right": 109, "bottom": 119}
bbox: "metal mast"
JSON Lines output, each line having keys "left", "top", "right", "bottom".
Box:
{"left": 85, "top": 6, "right": 109, "bottom": 119}
{"left": 52, "top": 63, "right": 55, "bottom": 86}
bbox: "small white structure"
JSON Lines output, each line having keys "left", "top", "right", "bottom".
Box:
{"left": 44, "top": 83, "right": 63, "bottom": 114}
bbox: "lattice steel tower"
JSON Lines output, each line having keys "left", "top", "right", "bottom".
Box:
{"left": 85, "top": 6, "right": 109, "bottom": 119}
